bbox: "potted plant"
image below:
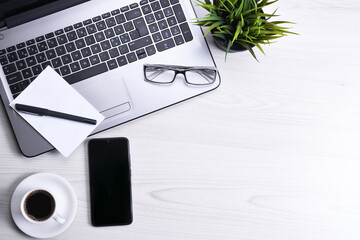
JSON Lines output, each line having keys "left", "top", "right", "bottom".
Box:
{"left": 193, "top": 0, "right": 297, "bottom": 60}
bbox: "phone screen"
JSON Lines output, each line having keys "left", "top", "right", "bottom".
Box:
{"left": 88, "top": 137, "right": 132, "bottom": 226}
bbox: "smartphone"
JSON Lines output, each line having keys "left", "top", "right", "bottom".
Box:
{"left": 88, "top": 137, "right": 132, "bottom": 226}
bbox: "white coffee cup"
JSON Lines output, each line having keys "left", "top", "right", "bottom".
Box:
{"left": 20, "top": 189, "right": 65, "bottom": 224}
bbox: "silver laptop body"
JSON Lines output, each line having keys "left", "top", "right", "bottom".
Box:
{"left": 0, "top": 0, "right": 220, "bottom": 157}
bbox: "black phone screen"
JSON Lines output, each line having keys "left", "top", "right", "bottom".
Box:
{"left": 88, "top": 137, "right": 132, "bottom": 226}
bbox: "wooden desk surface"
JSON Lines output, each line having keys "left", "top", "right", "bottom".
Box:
{"left": 1, "top": 0, "right": 360, "bottom": 239}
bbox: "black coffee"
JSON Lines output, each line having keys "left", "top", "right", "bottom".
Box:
{"left": 24, "top": 190, "right": 55, "bottom": 221}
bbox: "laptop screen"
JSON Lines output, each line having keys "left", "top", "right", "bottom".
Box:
{"left": 0, "top": 0, "right": 89, "bottom": 28}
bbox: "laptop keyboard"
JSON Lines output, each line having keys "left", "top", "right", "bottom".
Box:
{"left": 0, "top": 0, "right": 193, "bottom": 99}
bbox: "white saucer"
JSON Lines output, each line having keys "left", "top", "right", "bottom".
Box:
{"left": 11, "top": 173, "right": 77, "bottom": 239}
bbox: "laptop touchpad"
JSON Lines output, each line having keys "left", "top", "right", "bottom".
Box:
{"left": 74, "top": 77, "right": 132, "bottom": 119}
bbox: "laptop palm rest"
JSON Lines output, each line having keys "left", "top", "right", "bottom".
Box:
{"left": 74, "top": 75, "right": 132, "bottom": 119}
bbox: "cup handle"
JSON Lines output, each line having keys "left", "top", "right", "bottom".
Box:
{"left": 52, "top": 213, "right": 66, "bottom": 224}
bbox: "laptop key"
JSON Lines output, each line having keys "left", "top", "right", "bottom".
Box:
{"left": 10, "top": 82, "right": 22, "bottom": 94}
{"left": 55, "top": 46, "right": 66, "bottom": 56}
{"left": 99, "top": 51, "right": 110, "bottom": 61}
{"left": 80, "top": 58, "right": 91, "bottom": 69}
{"left": 91, "top": 44, "right": 101, "bottom": 54}
{"left": 51, "top": 57, "right": 63, "bottom": 68}
{"left": 107, "top": 59, "right": 118, "bottom": 70}
{"left": 130, "top": 30, "right": 140, "bottom": 40}
{"left": 180, "top": 22, "right": 193, "bottom": 42}
{"left": 26, "top": 56, "right": 36, "bottom": 67}
{"left": 95, "top": 32, "right": 106, "bottom": 42}
{"left": 7, "top": 72, "right": 23, "bottom": 84}
{"left": 119, "top": 45, "right": 129, "bottom": 55}
{"left": 22, "top": 68, "right": 33, "bottom": 79}
{"left": 47, "top": 38, "right": 58, "bottom": 48}
{"left": 67, "top": 31, "right": 78, "bottom": 41}
{"left": 63, "top": 62, "right": 108, "bottom": 84}
{"left": 60, "top": 65, "right": 71, "bottom": 76}
{"left": 75, "top": 39, "right": 86, "bottom": 49}
{"left": 126, "top": 52, "right": 137, "bottom": 63}
{"left": 87, "top": 24, "right": 97, "bottom": 34}
{"left": 128, "top": 36, "right": 152, "bottom": 51}
{"left": 100, "top": 40, "right": 111, "bottom": 51}
{"left": 174, "top": 35, "right": 184, "bottom": 45}
{"left": 96, "top": 21, "right": 107, "bottom": 31}
{"left": 109, "top": 48, "right": 120, "bottom": 58}
{"left": 35, "top": 36, "right": 45, "bottom": 42}
{"left": 17, "top": 49, "right": 29, "bottom": 59}
{"left": 55, "top": 29, "right": 64, "bottom": 35}
{"left": 106, "top": 17, "right": 116, "bottom": 27}
{"left": 121, "top": 6, "right": 130, "bottom": 12}
{"left": 0, "top": 49, "right": 5, "bottom": 55}
{"left": 140, "top": 0, "right": 148, "bottom": 5}
{"left": 133, "top": 17, "right": 149, "bottom": 36}
{"left": 92, "top": 16, "right": 101, "bottom": 22}
{"left": 36, "top": 53, "right": 46, "bottom": 63}
{"left": 111, "top": 9, "right": 120, "bottom": 16}
{"left": 102, "top": 12, "right": 111, "bottom": 19}
{"left": 130, "top": 3, "right": 139, "bottom": 9}
{"left": 120, "top": 33, "right": 130, "bottom": 44}
{"left": 77, "top": 28, "right": 88, "bottom": 38}
{"left": 110, "top": 37, "right": 121, "bottom": 47}
{"left": 151, "top": 2, "right": 161, "bottom": 11}
{"left": 0, "top": 55, "right": 9, "bottom": 65}
{"left": 141, "top": 5, "right": 151, "bottom": 14}
{"left": 155, "top": 38, "right": 175, "bottom": 52}
{"left": 3, "top": 63, "right": 16, "bottom": 75}
{"left": 125, "top": 8, "right": 142, "bottom": 21}
{"left": 90, "top": 55, "right": 101, "bottom": 65}
{"left": 26, "top": 40, "right": 35, "bottom": 46}
{"left": 148, "top": 23, "right": 158, "bottom": 33}
{"left": 16, "top": 60, "right": 27, "bottom": 70}
{"left": 42, "top": 61, "right": 52, "bottom": 69}
{"left": 145, "top": 14, "right": 155, "bottom": 24}
{"left": 173, "top": 4, "right": 186, "bottom": 23}
{"left": 81, "top": 47, "right": 92, "bottom": 57}
{"left": 124, "top": 22, "right": 134, "bottom": 32}
{"left": 62, "top": 54, "right": 72, "bottom": 64}
{"left": 32, "top": 65, "right": 42, "bottom": 75}
{"left": 160, "top": 0, "right": 170, "bottom": 8}
{"left": 45, "top": 33, "right": 54, "bottom": 39}
{"left": 46, "top": 49, "right": 56, "bottom": 59}
{"left": 74, "top": 22, "right": 83, "bottom": 29}
{"left": 115, "top": 14, "right": 126, "bottom": 24}
{"left": 37, "top": 42, "right": 48, "bottom": 52}
{"left": 114, "top": 25, "right": 125, "bottom": 35}
{"left": 116, "top": 56, "right": 128, "bottom": 66}
{"left": 65, "top": 42, "right": 76, "bottom": 52}
{"left": 104, "top": 28, "right": 115, "bottom": 38}
{"left": 70, "top": 62, "right": 81, "bottom": 72}
{"left": 154, "top": 11, "right": 164, "bottom": 20}
{"left": 167, "top": 16, "right": 177, "bottom": 26}
{"left": 171, "top": 25, "right": 180, "bottom": 36}
{"left": 6, "top": 46, "right": 16, "bottom": 52}
{"left": 71, "top": 51, "right": 82, "bottom": 61}
{"left": 20, "top": 80, "right": 31, "bottom": 91}
{"left": 27, "top": 45, "right": 38, "bottom": 55}
{"left": 83, "top": 19, "right": 92, "bottom": 25}
{"left": 145, "top": 45, "right": 156, "bottom": 56}
{"left": 8, "top": 52, "right": 18, "bottom": 62}
{"left": 164, "top": 7, "right": 174, "bottom": 17}
{"left": 65, "top": 26, "right": 74, "bottom": 32}
{"left": 16, "top": 42, "right": 26, "bottom": 49}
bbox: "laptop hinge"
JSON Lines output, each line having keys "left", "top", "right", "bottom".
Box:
{"left": 4, "top": 0, "right": 90, "bottom": 29}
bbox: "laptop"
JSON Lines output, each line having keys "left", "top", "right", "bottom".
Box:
{"left": 0, "top": 0, "right": 220, "bottom": 157}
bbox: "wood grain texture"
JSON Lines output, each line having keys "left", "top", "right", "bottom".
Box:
{"left": 1, "top": 0, "right": 360, "bottom": 239}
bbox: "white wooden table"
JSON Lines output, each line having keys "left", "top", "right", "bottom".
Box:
{"left": 1, "top": 0, "right": 360, "bottom": 239}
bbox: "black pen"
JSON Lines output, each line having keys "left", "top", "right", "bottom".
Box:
{"left": 15, "top": 103, "right": 97, "bottom": 125}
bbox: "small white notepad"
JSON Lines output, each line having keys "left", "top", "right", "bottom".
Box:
{"left": 10, "top": 66, "right": 105, "bottom": 157}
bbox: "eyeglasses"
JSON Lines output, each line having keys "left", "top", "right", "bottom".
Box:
{"left": 143, "top": 64, "right": 218, "bottom": 86}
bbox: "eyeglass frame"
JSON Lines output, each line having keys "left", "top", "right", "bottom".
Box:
{"left": 143, "top": 64, "right": 218, "bottom": 86}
